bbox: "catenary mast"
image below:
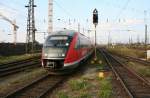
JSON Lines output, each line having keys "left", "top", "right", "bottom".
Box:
{"left": 48, "top": 0, "right": 53, "bottom": 34}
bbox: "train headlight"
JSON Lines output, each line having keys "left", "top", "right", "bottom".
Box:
{"left": 62, "top": 53, "right": 65, "bottom": 57}
{"left": 44, "top": 53, "right": 48, "bottom": 57}
{"left": 66, "top": 43, "right": 69, "bottom": 46}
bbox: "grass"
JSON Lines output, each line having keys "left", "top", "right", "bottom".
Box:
{"left": 108, "top": 46, "right": 150, "bottom": 77}
{"left": 53, "top": 51, "right": 113, "bottom": 98}
{"left": 57, "top": 91, "right": 92, "bottom": 98}
{"left": 57, "top": 78, "right": 92, "bottom": 98}
{"left": 97, "top": 77, "right": 112, "bottom": 98}
{"left": 69, "top": 78, "right": 89, "bottom": 91}
{"left": 0, "top": 53, "right": 40, "bottom": 64}
{"left": 139, "top": 68, "right": 150, "bottom": 77}
{"left": 108, "top": 46, "right": 145, "bottom": 58}
{"left": 77, "top": 92, "right": 92, "bottom": 98}
{"left": 57, "top": 92, "right": 69, "bottom": 98}
{"left": 128, "top": 61, "right": 150, "bottom": 77}
{"left": 0, "top": 68, "right": 47, "bottom": 93}
{"left": 88, "top": 51, "right": 113, "bottom": 98}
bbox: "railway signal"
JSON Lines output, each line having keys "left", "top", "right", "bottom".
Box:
{"left": 93, "top": 9, "right": 98, "bottom": 25}
{"left": 93, "top": 8, "right": 98, "bottom": 61}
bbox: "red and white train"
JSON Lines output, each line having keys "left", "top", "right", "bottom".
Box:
{"left": 41, "top": 30, "right": 93, "bottom": 74}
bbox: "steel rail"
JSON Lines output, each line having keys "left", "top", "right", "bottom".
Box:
{"left": 100, "top": 49, "right": 150, "bottom": 98}
{"left": 100, "top": 49, "right": 134, "bottom": 98}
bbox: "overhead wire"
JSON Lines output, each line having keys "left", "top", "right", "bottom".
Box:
{"left": 115, "top": 0, "right": 130, "bottom": 22}
{"left": 53, "top": 0, "right": 73, "bottom": 18}
{"left": 103, "top": 0, "right": 150, "bottom": 20}
{"left": 0, "top": 1, "right": 18, "bottom": 12}
{"left": 0, "top": 0, "right": 26, "bottom": 18}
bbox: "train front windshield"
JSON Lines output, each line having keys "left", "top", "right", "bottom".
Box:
{"left": 44, "top": 35, "right": 72, "bottom": 48}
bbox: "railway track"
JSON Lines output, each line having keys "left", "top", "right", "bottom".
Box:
{"left": 0, "top": 57, "right": 41, "bottom": 77}
{"left": 100, "top": 49, "right": 150, "bottom": 98}
{"left": 109, "top": 52, "right": 150, "bottom": 66}
{"left": 4, "top": 74, "right": 67, "bottom": 98}
{"left": 2, "top": 52, "right": 93, "bottom": 98}
{"left": 0, "top": 56, "right": 40, "bottom": 69}
{"left": 123, "top": 56, "right": 150, "bottom": 66}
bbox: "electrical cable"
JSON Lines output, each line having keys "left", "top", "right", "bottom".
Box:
{"left": 53, "top": 0, "right": 73, "bottom": 17}
{"left": 115, "top": 0, "right": 130, "bottom": 22}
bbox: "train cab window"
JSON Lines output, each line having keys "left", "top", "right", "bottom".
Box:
{"left": 44, "top": 36, "right": 72, "bottom": 48}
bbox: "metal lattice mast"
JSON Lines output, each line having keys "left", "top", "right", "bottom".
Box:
{"left": 48, "top": 0, "right": 53, "bottom": 34}
{"left": 25, "top": 0, "right": 36, "bottom": 53}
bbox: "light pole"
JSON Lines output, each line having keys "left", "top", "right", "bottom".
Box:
{"left": 93, "top": 8, "right": 98, "bottom": 61}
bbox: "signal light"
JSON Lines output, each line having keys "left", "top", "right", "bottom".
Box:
{"left": 93, "top": 9, "right": 98, "bottom": 25}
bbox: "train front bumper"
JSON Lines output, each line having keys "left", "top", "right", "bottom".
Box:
{"left": 42, "top": 58, "right": 79, "bottom": 72}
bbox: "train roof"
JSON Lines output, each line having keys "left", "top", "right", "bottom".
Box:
{"left": 49, "top": 30, "right": 77, "bottom": 37}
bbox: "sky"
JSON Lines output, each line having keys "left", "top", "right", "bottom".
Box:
{"left": 0, "top": 0, "right": 150, "bottom": 44}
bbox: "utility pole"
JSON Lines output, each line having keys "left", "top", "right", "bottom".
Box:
{"left": 78, "top": 23, "right": 80, "bottom": 32}
{"left": 144, "top": 10, "right": 148, "bottom": 59}
{"left": 48, "top": 0, "right": 53, "bottom": 34}
{"left": 137, "top": 35, "right": 140, "bottom": 46}
{"left": 83, "top": 28, "right": 84, "bottom": 34}
{"left": 68, "top": 19, "right": 71, "bottom": 29}
{"left": 25, "top": 0, "right": 37, "bottom": 53}
{"left": 108, "top": 32, "right": 111, "bottom": 48}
